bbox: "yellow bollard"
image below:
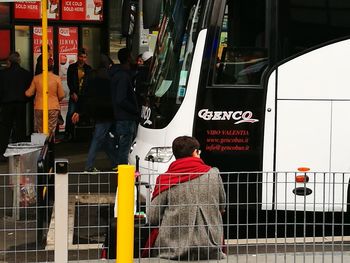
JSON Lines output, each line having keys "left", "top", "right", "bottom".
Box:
{"left": 116, "top": 165, "right": 135, "bottom": 263}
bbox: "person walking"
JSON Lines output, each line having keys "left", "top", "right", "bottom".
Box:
{"left": 25, "top": 58, "right": 65, "bottom": 133}
{"left": 71, "top": 54, "right": 117, "bottom": 172}
{"left": 143, "top": 136, "right": 226, "bottom": 260}
{"left": 64, "top": 48, "right": 92, "bottom": 141}
{"left": 110, "top": 48, "right": 138, "bottom": 166}
{"left": 0, "top": 52, "right": 32, "bottom": 162}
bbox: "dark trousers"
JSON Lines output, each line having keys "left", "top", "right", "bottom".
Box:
{"left": 113, "top": 120, "right": 137, "bottom": 165}
{"left": 85, "top": 121, "right": 117, "bottom": 170}
{"left": 65, "top": 98, "right": 77, "bottom": 136}
{"left": 0, "top": 102, "right": 27, "bottom": 155}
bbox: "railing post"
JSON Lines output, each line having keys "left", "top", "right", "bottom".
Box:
{"left": 116, "top": 165, "right": 135, "bottom": 263}
{"left": 54, "top": 159, "right": 68, "bottom": 263}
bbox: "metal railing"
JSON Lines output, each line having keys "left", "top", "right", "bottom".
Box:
{"left": 134, "top": 171, "right": 350, "bottom": 262}
{"left": 1, "top": 168, "right": 350, "bottom": 262}
{"left": 0, "top": 160, "right": 116, "bottom": 262}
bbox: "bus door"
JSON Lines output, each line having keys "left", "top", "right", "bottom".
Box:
{"left": 193, "top": 1, "right": 268, "bottom": 239}
{"left": 194, "top": 55, "right": 267, "bottom": 239}
{"left": 262, "top": 39, "right": 350, "bottom": 212}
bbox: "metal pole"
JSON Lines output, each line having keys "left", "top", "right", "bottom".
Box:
{"left": 116, "top": 165, "right": 135, "bottom": 263}
{"left": 54, "top": 159, "right": 69, "bottom": 263}
{"left": 41, "top": 0, "right": 49, "bottom": 134}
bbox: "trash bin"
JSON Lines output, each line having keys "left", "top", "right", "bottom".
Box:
{"left": 4, "top": 141, "right": 44, "bottom": 220}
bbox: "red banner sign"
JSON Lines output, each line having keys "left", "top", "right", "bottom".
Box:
{"left": 0, "top": 30, "right": 10, "bottom": 61}
{"left": 14, "top": 1, "right": 59, "bottom": 20}
{"left": 62, "top": 0, "right": 103, "bottom": 21}
{"left": 14, "top": 1, "right": 41, "bottom": 19}
{"left": 33, "top": 26, "right": 54, "bottom": 56}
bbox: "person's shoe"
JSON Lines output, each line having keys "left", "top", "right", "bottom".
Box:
{"left": 84, "top": 167, "right": 100, "bottom": 173}
{"left": 112, "top": 166, "right": 118, "bottom": 172}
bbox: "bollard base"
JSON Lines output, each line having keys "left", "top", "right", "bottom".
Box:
{"left": 102, "top": 217, "right": 148, "bottom": 259}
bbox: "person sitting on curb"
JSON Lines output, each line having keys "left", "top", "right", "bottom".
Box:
{"left": 143, "top": 135, "right": 226, "bottom": 260}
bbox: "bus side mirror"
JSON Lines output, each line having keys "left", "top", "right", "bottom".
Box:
{"left": 121, "top": 0, "right": 137, "bottom": 37}
{"left": 143, "top": 0, "right": 161, "bottom": 29}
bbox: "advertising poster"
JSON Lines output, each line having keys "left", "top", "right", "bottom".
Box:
{"left": 14, "top": 1, "right": 59, "bottom": 20}
{"left": 33, "top": 26, "right": 54, "bottom": 73}
{"left": 48, "top": 0, "right": 60, "bottom": 19}
{"left": 0, "top": 30, "right": 10, "bottom": 61}
{"left": 86, "top": 0, "right": 103, "bottom": 20}
{"left": 62, "top": 0, "right": 103, "bottom": 21}
{"left": 58, "top": 27, "right": 78, "bottom": 131}
{"left": 14, "top": 1, "right": 41, "bottom": 19}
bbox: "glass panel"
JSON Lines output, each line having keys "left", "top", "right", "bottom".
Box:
{"left": 15, "top": 26, "right": 31, "bottom": 72}
{"left": 140, "top": 0, "right": 201, "bottom": 129}
{"left": 213, "top": 0, "right": 268, "bottom": 85}
{"left": 216, "top": 47, "right": 268, "bottom": 85}
{"left": 0, "top": 3, "right": 10, "bottom": 24}
{"left": 108, "top": 0, "right": 126, "bottom": 62}
{"left": 82, "top": 27, "right": 101, "bottom": 68}
{"left": 278, "top": 0, "right": 350, "bottom": 61}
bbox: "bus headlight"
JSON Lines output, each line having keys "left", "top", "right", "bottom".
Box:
{"left": 145, "top": 147, "right": 173, "bottom": 163}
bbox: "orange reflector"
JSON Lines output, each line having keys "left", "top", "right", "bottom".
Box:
{"left": 295, "top": 175, "right": 309, "bottom": 183}
{"left": 297, "top": 167, "right": 310, "bottom": 172}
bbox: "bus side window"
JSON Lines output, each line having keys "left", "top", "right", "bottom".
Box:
{"left": 215, "top": 47, "right": 268, "bottom": 85}
{"left": 216, "top": 48, "right": 237, "bottom": 84}
{"left": 216, "top": 47, "right": 236, "bottom": 84}
{"left": 213, "top": 1, "right": 267, "bottom": 86}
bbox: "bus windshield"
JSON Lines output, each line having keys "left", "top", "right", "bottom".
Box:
{"left": 140, "top": 0, "right": 201, "bottom": 129}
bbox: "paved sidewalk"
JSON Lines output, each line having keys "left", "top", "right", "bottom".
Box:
{"left": 59, "top": 252, "right": 350, "bottom": 263}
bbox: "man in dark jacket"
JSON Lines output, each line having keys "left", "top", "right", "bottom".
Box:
{"left": 71, "top": 54, "right": 117, "bottom": 172}
{"left": 64, "top": 48, "right": 92, "bottom": 141}
{"left": 35, "top": 44, "right": 53, "bottom": 75}
{"left": 0, "top": 52, "right": 32, "bottom": 161}
{"left": 110, "top": 48, "right": 139, "bottom": 166}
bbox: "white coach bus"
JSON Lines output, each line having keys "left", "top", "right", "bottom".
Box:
{"left": 127, "top": 0, "right": 350, "bottom": 237}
